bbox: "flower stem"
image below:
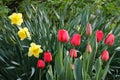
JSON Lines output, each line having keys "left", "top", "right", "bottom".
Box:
{"left": 39, "top": 69, "right": 41, "bottom": 80}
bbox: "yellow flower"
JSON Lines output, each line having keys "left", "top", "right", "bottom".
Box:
{"left": 28, "top": 43, "right": 43, "bottom": 58}
{"left": 18, "top": 27, "right": 31, "bottom": 40}
{"left": 9, "top": 13, "right": 23, "bottom": 26}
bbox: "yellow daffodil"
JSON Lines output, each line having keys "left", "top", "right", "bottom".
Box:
{"left": 9, "top": 13, "right": 23, "bottom": 26}
{"left": 28, "top": 43, "right": 43, "bottom": 58}
{"left": 18, "top": 27, "right": 31, "bottom": 40}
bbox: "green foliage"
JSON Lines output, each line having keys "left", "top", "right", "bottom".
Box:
{"left": 0, "top": 0, "right": 10, "bottom": 16}
{"left": 0, "top": 1, "right": 120, "bottom": 80}
{"left": 1, "top": 0, "right": 120, "bottom": 17}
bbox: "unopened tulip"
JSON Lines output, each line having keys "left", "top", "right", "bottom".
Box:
{"left": 104, "top": 33, "right": 115, "bottom": 46}
{"left": 86, "top": 23, "right": 92, "bottom": 36}
{"left": 37, "top": 60, "right": 45, "bottom": 69}
{"left": 58, "top": 29, "right": 69, "bottom": 42}
{"left": 101, "top": 50, "right": 109, "bottom": 61}
{"left": 69, "top": 49, "right": 77, "bottom": 58}
{"left": 70, "top": 34, "right": 81, "bottom": 46}
{"left": 44, "top": 52, "right": 52, "bottom": 62}
{"left": 71, "top": 64, "right": 74, "bottom": 70}
{"left": 96, "top": 30, "right": 104, "bottom": 42}
{"left": 86, "top": 43, "right": 92, "bottom": 53}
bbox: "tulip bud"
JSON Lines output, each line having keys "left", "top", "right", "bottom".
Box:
{"left": 70, "top": 34, "right": 81, "bottom": 46}
{"left": 37, "top": 60, "right": 45, "bottom": 69}
{"left": 86, "top": 43, "right": 92, "bottom": 53}
{"left": 101, "top": 50, "right": 109, "bottom": 61}
{"left": 69, "top": 49, "right": 77, "bottom": 58}
{"left": 104, "top": 33, "right": 115, "bottom": 46}
{"left": 44, "top": 52, "right": 52, "bottom": 62}
{"left": 96, "top": 30, "right": 104, "bottom": 42}
{"left": 86, "top": 23, "right": 92, "bottom": 36}
{"left": 58, "top": 29, "right": 69, "bottom": 42}
{"left": 71, "top": 64, "right": 74, "bottom": 70}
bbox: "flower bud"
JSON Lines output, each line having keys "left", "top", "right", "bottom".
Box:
{"left": 71, "top": 64, "right": 74, "bottom": 70}
{"left": 58, "top": 29, "right": 69, "bottom": 42}
{"left": 86, "top": 43, "right": 92, "bottom": 53}
{"left": 86, "top": 23, "right": 92, "bottom": 36}
{"left": 104, "top": 33, "right": 115, "bottom": 46}
{"left": 37, "top": 60, "right": 45, "bottom": 69}
{"left": 96, "top": 30, "right": 104, "bottom": 42}
{"left": 70, "top": 34, "right": 81, "bottom": 46}
{"left": 69, "top": 49, "right": 77, "bottom": 58}
{"left": 44, "top": 52, "right": 52, "bottom": 62}
{"left": 101, "top": 50, "right": 109, "bottom": 61}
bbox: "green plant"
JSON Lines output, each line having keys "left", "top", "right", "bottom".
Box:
{"left": 0, "top": 2, "right": 120, "bottom": 80}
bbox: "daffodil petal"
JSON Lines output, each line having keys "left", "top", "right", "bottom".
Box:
{"left": 28, "top": 52, "right": 32, "bottom": 57}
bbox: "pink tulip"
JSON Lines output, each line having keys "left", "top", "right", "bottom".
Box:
{"left": 37, "top": 60, "right": 45, "bottom": 69}
{"left": 104, "top": 33, "right": 115, "bottom": 46}
{"left": 58, "top": 29, "right": 69, "bottom": 42}
{"left": 86, "top": 43, "right": 92, "bottom": 53}
{"left": 86, "top": 23, "right": 92, "bottom": 36}
{"left": 44, "top": 52, "right": 52, "bottom": 62}
{"left": 96, "top": 30, "right": 104, "bottom": 42}
{"left": 101, "top": 50, "right": 109, "bottom": 61}
{"left": 70, "top": 34, "right": 81, "bottom": 46}
{"left": 69, "top": 49, "right": 77, "bottom": 58}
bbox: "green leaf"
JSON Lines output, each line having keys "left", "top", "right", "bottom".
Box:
{"left": 94, "top": 57, "right": 102, "bottom": 80}
{"left": 29, "top": 67, "right": 35, "bottom": 79}
{"left": 53, "top": 8, "right": 60, "bottom": 20}
{"left": 55, "top": 43, "right": 64, "bottom": 79}
{"left": 74, "top": 58, "right": 83, "bottom": 80}
{"left": 88, "top": 33, "right": 98, "bottom": 77}
{"left": 46, "top": 65, "right": 54, "bottom": 80}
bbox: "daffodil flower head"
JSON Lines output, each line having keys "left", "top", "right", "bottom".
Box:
{"left": 9, "top": 13, "right": 23, "bottom": 26}
{"left": 28, "top": 43, "right": 43, "bottom": 58}
{"left": 17, "top": 27, "right": 31, "bottom": 40}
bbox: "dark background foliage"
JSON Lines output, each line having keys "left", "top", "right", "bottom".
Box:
{"left": 1, "top": 0, "right": 120, "bottom": 17}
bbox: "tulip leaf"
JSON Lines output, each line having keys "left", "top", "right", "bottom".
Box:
{"left": 74, "top": 58, "right": 83, "bottom": 80}
{"left": 88, "top": 33, "right": 98, "bottom": 77}
{"left": 46, "top": 65, "right": 53, "bottom": 80}
{"left": 53, "top": 8, "right": 60, "bottom": 20}
{"left": 5, "top": 66, "right": 16, "bottom": 69}
{"left": 94, "top": 57, "right": 102, "bottom": 80}
{"left": 115, "top": 47, "right": 120, "bottom": 51}
{"left": 55, "top": 42, "right": 64, "bottom": 79}
{"left": 63, "top": 55, "right": 73, "bottom": 80}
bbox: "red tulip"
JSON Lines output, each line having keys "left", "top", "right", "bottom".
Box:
{"left": 104, "top": 33, "right": 115, "bottom": 46}
{"left": 101, "top": 50, "right": 109, "bottom": 61}
{"left": 70, "top": 34, "right": 81, "bottom": 46}
{"left": 86, "top": 43, "right": 92, "bottom": 53}
{"left": 69, "top": 49, "right": 77, "bottom": 58}
{"left": 86, "top": 23, "right": 92, "bottom": 36}
{"left": 44, "top": 52, "right": 52, "bottom": 62}
{"left": 58, "top": 29, "right": 69, "bottom": 42}
{"left": 96, "top": 30, "right": 104, "bottom": 42}
{"left": 37, "top": 60, "right": 45, "bottom": 69}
